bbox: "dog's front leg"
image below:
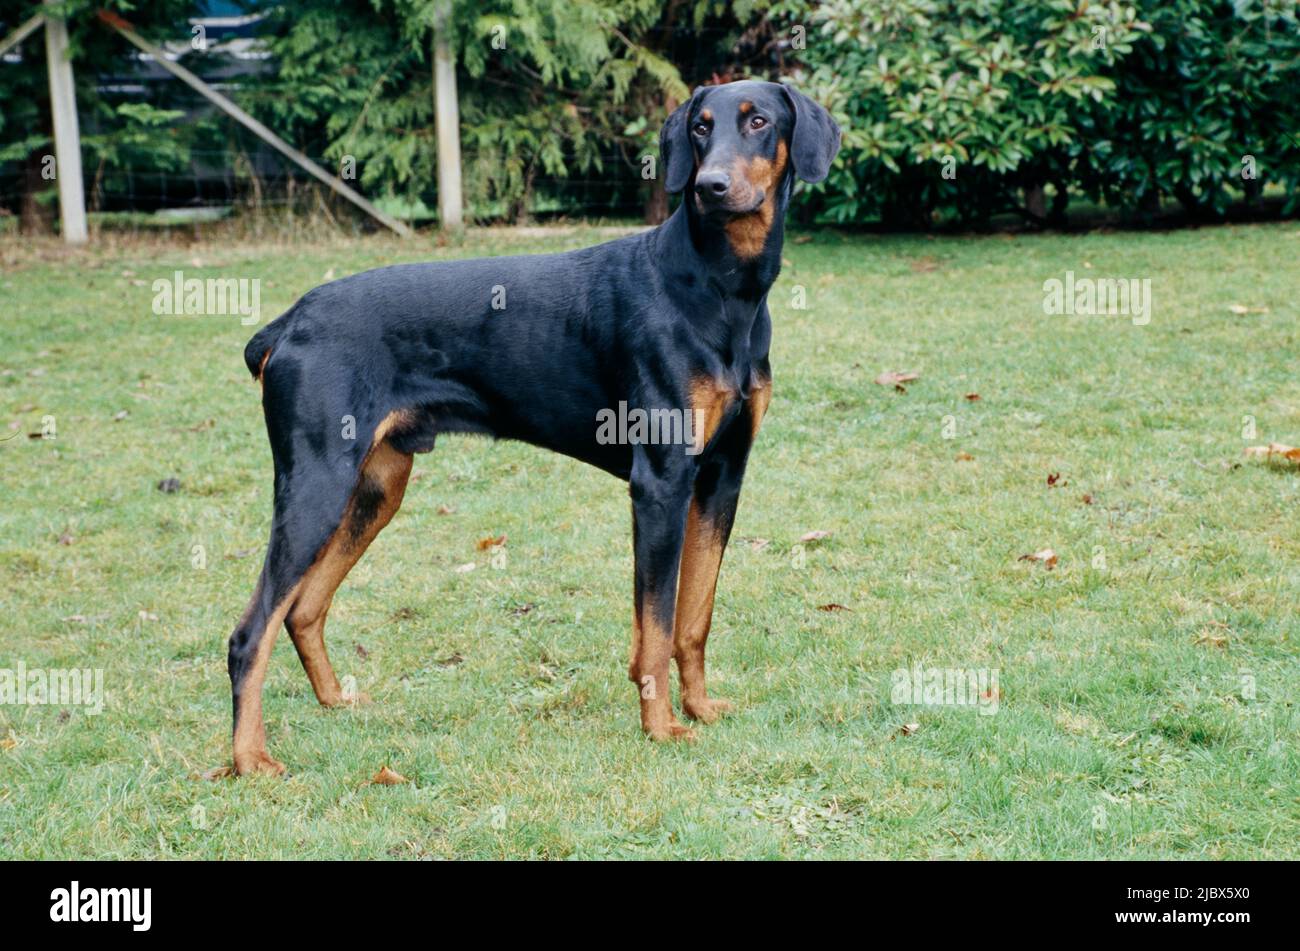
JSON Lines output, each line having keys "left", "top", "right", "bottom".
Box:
{"left": 677, "top": 372, "right": 770, "bottom": 723}
{"left": 628, "top": 454, "right": 695, "bottom": 741}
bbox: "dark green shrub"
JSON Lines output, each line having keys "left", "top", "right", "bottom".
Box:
{"left": 779, "top": 0, "right": 1300, "bottom": 226}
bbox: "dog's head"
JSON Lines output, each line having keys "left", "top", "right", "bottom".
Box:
{"left": 659, "top": 80, "right": 841, "bottom": 227}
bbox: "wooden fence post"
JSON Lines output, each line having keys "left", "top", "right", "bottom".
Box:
{"left": 432, "top": 2, "right": 463, "bottom": 230}
{"left": 43, "top": 1, "right": 88, "bottom": 244}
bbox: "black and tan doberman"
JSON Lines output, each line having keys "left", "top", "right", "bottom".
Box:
{"left": 227, "top": 79, "right": 840, "bottom": 774}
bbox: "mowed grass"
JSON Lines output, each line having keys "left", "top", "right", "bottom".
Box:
{"left": 1, "top": 221, "right": 1297, "bottom": 859}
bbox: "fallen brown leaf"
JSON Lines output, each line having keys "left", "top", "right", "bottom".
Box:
{"left": 964, "top": 392, "right": 980, "bottom": 401}
{"left": 476, "top": 533, "right": 507, "bottom": 551}
{"left": 1080, "top": 493, "right": 1094, "bottom": 505}
{"left": 1018, "top": 548, "right": 1058, "bottom": 569}
{"left": 368, "top": 765, "right": 409, "bottom": 786}
{"left": 746, "top": 537, "right": 771, "bottom": 552}
{"left": 955, "top": 452, "right": 975, "bottom": 462}
{"left": 436, "top": 504, "right": 456, "bottom": 515}
{"left": 799, "top": 530, "right": 832, "bottom": 543}
{"left": 1046, "top": 472, "right": 1067, "bottom": 487}
{"left": 817, "top": 603, "right": 851, "bottom": 612}
{"left": 874, "top": 370, "right": 920, "bottom": 389}
{"left": 355, "top": 642, "right": 370, "bottom": 659}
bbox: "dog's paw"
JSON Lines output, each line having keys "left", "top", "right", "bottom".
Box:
{"left": 646, "top": 719, "right": 697, "bottom": 742}
{"left": 684, "top": 696, "right": 734, "bottom": 724}
{"left": 233, "top": 750, "right": 288, "bottom": 777}
{"left": 322, "top": 690, "right": 371, "bottom": 708}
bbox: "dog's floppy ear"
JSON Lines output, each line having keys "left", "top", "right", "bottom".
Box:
{"left": 660, "top": 90, "right": 701, "bottom": 195}
{"left": 780, "top": 86, "right": 841, "bottom": 184}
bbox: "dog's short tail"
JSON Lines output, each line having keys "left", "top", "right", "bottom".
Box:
{"left": 243, "top": 310, "right": 292, "bottom": 378}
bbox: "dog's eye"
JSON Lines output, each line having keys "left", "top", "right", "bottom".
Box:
{"left": 693, "top": 123, "right": 710, "bottom": 136}
{"left": 750, "top": 116, "right": 767, "bottom": 129}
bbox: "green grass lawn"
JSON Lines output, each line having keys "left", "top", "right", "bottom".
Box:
{"left": 1, "top": 222, "right": 1297, "bottom": 859}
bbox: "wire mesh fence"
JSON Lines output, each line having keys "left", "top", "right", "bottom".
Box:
{"left": 0, "top": 16, "right": 777, "bottom": 241}
{"left": 0, "top": 136, "right": 662, "bottom": 242}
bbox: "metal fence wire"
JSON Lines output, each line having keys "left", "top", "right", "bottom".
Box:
{"left": 0, "top": 15, "right": 774, "bottom": 235}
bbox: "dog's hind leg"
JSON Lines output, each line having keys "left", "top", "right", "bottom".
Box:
{"left": 227, "top": 417, "right": 412, "bottom": 776}
{"left": 227, "top": 534, "right": 323, "bottom": 777}
{"left": 285, "top": 438, "right": 411, "bottom": 706}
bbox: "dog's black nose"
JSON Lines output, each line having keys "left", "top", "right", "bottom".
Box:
{"left": 694, "top": 169, "right": 731, "bottom": 200}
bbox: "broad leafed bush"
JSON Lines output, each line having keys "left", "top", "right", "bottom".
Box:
{"left": 780, "top": 0, "right": 1300, "bottom": 225}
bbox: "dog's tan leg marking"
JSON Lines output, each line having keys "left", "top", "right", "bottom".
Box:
{"left": 232, "top": 580, "right": 302, "bottom": 776}
{"left": 674, "top": 501, "right": 732, "bottom": 723}
{"left": 286, "top": 436, "right": 411, "bottom": 707}
{"left": 631, "top": 604, "right": 695, "bottom": 742}
{"left": 675, "top": 376, "right": 769, "bottom": 722}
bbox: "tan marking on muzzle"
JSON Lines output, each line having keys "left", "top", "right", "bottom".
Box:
{"left": 725, "top": 139, "right": 788, "bottom": 259}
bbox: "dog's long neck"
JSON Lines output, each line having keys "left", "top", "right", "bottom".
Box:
{"left": 653, "top": 175, "right": 792, "bottom": 303}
